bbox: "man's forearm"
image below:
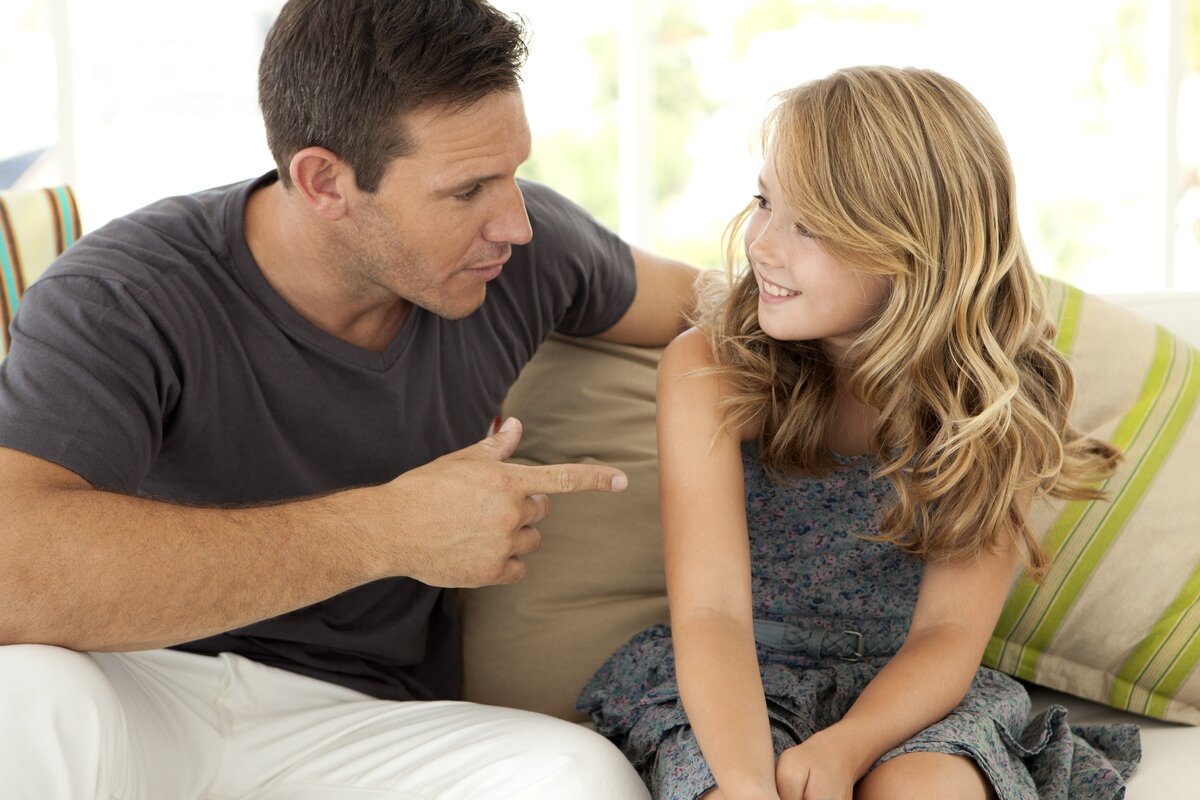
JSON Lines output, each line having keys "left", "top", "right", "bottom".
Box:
{"left": 0, "top": 478, "right": 383, "bottom": 652}
{"left": 0, "top": 420, "right": 628, "bottom": 652}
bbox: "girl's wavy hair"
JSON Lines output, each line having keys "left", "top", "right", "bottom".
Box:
{"left": 698, "top": 66, "right": 1120, "bottom": 578}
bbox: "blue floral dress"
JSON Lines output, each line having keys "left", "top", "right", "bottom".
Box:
{"left": 578, "top": 444, "right": 1140, "bottom": 800}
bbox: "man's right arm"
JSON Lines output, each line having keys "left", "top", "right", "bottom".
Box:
{"left": 593, "top": 245, "right": 698, "bottom": 347}
{"left": 0, "top": 418, "right": 625, "bottom": 652}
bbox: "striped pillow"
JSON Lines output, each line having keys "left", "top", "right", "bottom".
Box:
{"left": 985, "top": 278, "right": 1200, "bottom": 723}
{"left": 0, "top": 185, "right": 82, "bottom": 357}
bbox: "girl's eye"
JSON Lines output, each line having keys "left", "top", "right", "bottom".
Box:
{"left": 752, "top": 193, "right": 770, "bottom": 210}
{"left": 795, "top": 222, "right": 814, "bottom": 238}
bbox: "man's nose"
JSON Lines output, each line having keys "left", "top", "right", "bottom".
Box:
{"left": 486, "top": 182, "right": 532, "bottom": 245}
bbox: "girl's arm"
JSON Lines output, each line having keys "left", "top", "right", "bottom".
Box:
{"left": 658, "top": 328, "right": 778, "bottom": 800}
{"left": 774, "top": 535, "right": 1021, "bottom": 798}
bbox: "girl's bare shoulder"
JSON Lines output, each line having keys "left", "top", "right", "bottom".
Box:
{"left": 660, "top": 326, "right": 715, "bottom": 370}
{"left": 658, "top": 327, "right": 762, "bottom": 442}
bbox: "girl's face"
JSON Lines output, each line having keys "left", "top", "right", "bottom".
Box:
{"left": 746, "top": 158, "right": 890, "bottom": 358}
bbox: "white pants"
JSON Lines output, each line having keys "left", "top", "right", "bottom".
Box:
{"left": 0, "top": 644, "right": 649, "bottom": 800}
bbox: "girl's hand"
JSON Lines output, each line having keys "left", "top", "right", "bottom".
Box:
{"left": 699, "top": 786, "right": 780, "bottom": 800}
{"left": 774, "top": 733, "right": 857, "bottom": 800}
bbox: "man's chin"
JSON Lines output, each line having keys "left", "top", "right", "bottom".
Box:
{"left": 423, "top": 287, "right": 488, "bottom": 320}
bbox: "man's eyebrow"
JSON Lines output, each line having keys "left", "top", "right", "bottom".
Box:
{"left": 444, "top": 174, "right": 504, "bottom": 195}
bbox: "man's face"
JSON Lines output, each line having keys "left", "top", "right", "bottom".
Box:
{"left": 342, "top": 90, "right": 533, "bottom": 320}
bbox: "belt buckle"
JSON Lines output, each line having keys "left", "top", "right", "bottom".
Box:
{"left": 840, "top": 630, "right": 864, "bottom": 662}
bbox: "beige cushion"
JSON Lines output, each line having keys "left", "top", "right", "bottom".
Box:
{"left": 460, "top": 335, "right": 667, "bottom": 722}
{"left": 461, "top": 278, "right": 1200, "bottom": 726}
{"left": 984, "top": 278, "right": 1200, "bottom": 724}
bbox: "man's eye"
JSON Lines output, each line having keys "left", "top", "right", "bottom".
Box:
{"left": 455, "top": 184, "right": 484, "bottom": 201}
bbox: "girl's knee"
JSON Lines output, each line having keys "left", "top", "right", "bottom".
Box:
{"left": 856, "top": 752, "right": 994, "bottom": 800}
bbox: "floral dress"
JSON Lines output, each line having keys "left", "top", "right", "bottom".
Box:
{"left": 578, "top": 444, "right": 1140, "bottom": 800}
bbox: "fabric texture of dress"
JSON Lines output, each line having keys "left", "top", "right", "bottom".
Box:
{"left": 578, "top": 443, "right": 1140, "bottom": 799}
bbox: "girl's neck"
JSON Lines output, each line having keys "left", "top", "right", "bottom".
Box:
{"left": 819, "top": 333, "right": 855, "bottom": 366}
{"left": 825, "top": 381, "right": 879, "bottom": 458}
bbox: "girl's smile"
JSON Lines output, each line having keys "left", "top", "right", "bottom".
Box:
{"left": 757, "top": 273, "right": 800, "bottom": 300}
{"left": 747, "top": 158, "right": 890, "bottom": 349}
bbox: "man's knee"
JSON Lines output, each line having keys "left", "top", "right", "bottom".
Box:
{"left": 0, "top": 644, "right": 119, "bottom": 739}
{"left": 483, "top": 711, "right": 648, "bottom": 800}
{"left": 453, "top": 705, "right": 648, "bottom": 800}
{"left": 0, "top": 645, "right": 120, "bottom": 798}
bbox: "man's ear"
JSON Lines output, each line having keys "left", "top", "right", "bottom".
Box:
{"left": 288, "top": 147, "right": 354, "bottom": 221}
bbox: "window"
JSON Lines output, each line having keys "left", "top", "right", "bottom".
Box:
{"left": 63, "top": 0, "right": 283, "bottom": 228}
{"left": 1, "top": 0, "right": 282, "bottom": 227}
{"left": 4, "top": 0, "right": 1195, "bottom": 293}
{"left": 0, "top": 0, "right": 59, "bottom": 188}
{"left": 1178, "top": 0, "right": 1200, "bottom": 287}
{"left": 500, "top": 0, "right": 1198, "bottom": 292}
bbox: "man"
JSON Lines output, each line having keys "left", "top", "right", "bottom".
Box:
{"left": 0, "top": 1, "right": 695, "bottom": 797}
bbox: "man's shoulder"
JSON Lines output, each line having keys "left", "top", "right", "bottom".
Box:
{"left": 36, "top": 174, "right": 268, "bottom": 295}
{"left": 515, "top": 179, "right": 627, "bottom": 261}
{"left": 515, "top": 177, "right": 565, "bottom": 207}
{"left": 95, "top": 173, "right": 267, "bottom": 260}
{"left": 517, "top": 179, "right": 596, "bottom": 231}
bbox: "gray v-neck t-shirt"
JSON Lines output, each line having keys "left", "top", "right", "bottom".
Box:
{"left": 0, "top": 172, "right": 636, "bottom": 700}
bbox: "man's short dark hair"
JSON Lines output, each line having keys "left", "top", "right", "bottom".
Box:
{"left": 259, "top": 0, "right": 528, "bottom": 192}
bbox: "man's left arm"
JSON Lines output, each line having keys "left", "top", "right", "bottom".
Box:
{"left": 594, "top": 246, "right": 699, "bottom": 347}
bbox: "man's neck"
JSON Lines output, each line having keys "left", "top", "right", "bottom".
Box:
{"left": 243, "top": 182, "right": 410, "bottom": 353}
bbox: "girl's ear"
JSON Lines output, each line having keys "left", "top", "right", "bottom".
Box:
{"left": 288, "top": 147, "right": 353, "bottom": 221}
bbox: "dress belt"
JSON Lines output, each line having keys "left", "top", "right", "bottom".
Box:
{"left": 752, "top": 619, "right": 905, "bottom": 662}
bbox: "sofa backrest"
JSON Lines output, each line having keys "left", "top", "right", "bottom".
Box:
{"left": 0, "top": 185, "right": 82, "bottom": 357}
{"left": 461, "top": 277, "right": 1200, "bottom": 725}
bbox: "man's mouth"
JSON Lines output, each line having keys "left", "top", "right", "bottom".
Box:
{"left": 466, "top": 262, "right": 505, "bottom": 280}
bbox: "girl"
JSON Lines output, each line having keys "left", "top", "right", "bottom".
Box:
{"left": 579, "top": 67, "right": 1140, "bottom": 800}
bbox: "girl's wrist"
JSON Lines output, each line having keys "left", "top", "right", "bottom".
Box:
{"left": 713, "top": 773, "right": 779, "bottom": 800}
{"left": 720, "top": 787, "right": 779, "bottom": 800}
{"left": 802, "top": 726, "right": 872, "bottom": 780}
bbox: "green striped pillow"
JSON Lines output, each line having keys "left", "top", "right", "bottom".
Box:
{"left": 984, "top": 277, "right": 1200, "bottom": 724}
{"left": 0, "top": 185, "right": 82, "bottom": 358}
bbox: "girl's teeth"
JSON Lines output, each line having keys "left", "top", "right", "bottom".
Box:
{"left": 764, "top": 280, "right": 795, "bottom": 297}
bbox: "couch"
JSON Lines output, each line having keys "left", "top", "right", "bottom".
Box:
{"left": 461, "top": 292, "right": 1200, "bottom": 797}
{"left": 3, "top": 185, "right": 1196, "bottom": 796}
{"left": 0, "top": 186, "right": 81, "bottom": 357}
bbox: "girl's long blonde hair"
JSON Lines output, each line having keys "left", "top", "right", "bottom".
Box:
{"left": 698, "top": 66, "right": 1120, "bottom": 578}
